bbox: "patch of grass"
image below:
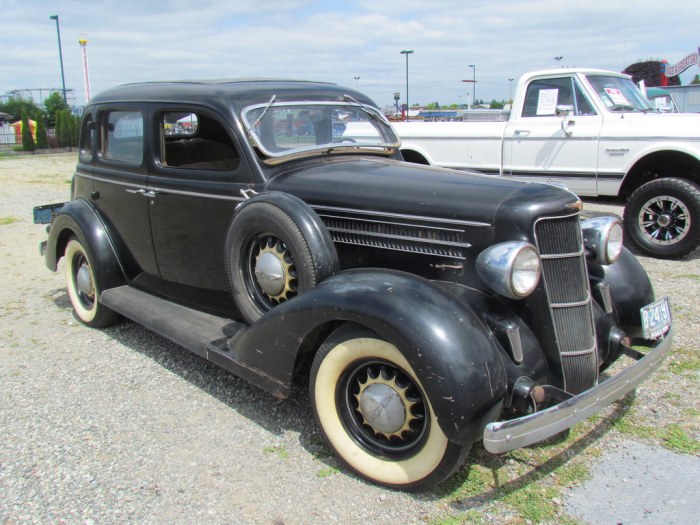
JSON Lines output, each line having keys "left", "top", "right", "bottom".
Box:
{"left": 262, "top": 445, "right": 289, "bottom": 460}
{"left": 316, "top": 466, "right": 339, "bottom": 478}
{"left": 661, "top": 424, "right": 700, "bottom": 455}
{"left": 553, "top": 462, "right": 590, "bottom": 487}
{"left": 675, "top": 273, "right": 700, "bottom": 280}
{"left": 0, "top": 216, "right": 20, "bottom": 225}
{"left": 666, "top": 346, "right": 700, "bottom": 376}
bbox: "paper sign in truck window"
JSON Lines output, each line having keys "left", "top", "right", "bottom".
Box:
{"left": 536, "top": 89, "right": 559, "bottom": 115}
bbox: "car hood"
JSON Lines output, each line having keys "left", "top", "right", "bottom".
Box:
{"left": 265, "top": 156, "right": 580, "bottom": 229}
{"left": 602, "top": 112, "right": 700, "bottom": 138}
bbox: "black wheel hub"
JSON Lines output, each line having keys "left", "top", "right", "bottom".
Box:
{"left": 638, "top": 195, "right": 690, "bottom": 245}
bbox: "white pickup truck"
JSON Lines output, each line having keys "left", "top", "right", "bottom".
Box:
{"left": 393, "top": 69, "right": 700, "bottom": 259}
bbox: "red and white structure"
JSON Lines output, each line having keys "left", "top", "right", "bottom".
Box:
{"left": 78, "top": 34, "right": 91, "bottom": 103}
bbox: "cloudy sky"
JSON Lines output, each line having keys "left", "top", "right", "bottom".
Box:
{"left": 2, "top": 0, "right": 698, "bottom": 109}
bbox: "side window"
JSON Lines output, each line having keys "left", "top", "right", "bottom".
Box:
{"left": 159, "top": 111, "right": 239, "bottom": 171}
{"left": 521, "top": 78, "right": 574, "bottom": 118}
{"left": 101, "top": 110, "right": 143, "bottom": 165}
{"left": 573, "top": 82, "right": 596, "bottom": 116}
{"left": 79, "top": 112, "right": 94, "bottom": 162}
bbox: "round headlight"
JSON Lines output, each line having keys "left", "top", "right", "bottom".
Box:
{"left": 477, "top": 242, "right": 541, "bottom": 299}
{"left": 606, "top": 221, "right": 623, "bottom": 262}
{"left": 582, "top": 216, "right": 623, "bottom": 264}
{"left": 511, "top": 247, "right": 541, "bottom": 297}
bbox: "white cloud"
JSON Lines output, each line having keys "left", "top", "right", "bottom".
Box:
{"left": 1, "top": 0, "right": 698, "bottom": 108}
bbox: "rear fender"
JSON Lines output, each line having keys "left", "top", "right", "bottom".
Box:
{"left": 46, "top": 198, "right": 126, "bottom": 292}
{"left": 228, "top": 268, "right": 508, "bottom": 444}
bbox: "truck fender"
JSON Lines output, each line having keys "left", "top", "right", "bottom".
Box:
{"left": 45, "top": 198, "right": 126, "bottom": 292}
{"left": 228, "top": 268, "right": 508, "bottom": 445}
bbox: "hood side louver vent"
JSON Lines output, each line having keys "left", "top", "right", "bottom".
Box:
{"left": 318, "top": 213, "right": 470, "bottom": 259}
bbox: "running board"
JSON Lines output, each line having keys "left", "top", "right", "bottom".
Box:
{"left": 101, "top": 285, "right": 243, "bottom": 357}
{"left": 100, "top": 286, "right": 291, "bottom": 398}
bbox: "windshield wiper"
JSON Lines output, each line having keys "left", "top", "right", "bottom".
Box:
{"left": 343, "top": 94, "right": 382, "bottom": 122}
{"left": 610, "top": 104, "right": 638, "bottom": 112}
{"left": 251, "top": 94, "right": 276, "bottom": 129}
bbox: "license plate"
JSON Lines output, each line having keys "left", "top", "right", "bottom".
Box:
{"left": 641, "top": 297, "right": 672, "bottom": 340}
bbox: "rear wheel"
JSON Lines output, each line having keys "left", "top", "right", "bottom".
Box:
{"left": 64, "top": 238, "right": 119, "bottom": 327}
{"left": 310, "top": 325, "right": 470, "bottom": 490}
{"left": 624, "top": 177, "right": 700, "bottom": 259}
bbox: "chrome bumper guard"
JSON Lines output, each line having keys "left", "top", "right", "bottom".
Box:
{"left": 483, "top": 326, "right": 673, "bottom": 454}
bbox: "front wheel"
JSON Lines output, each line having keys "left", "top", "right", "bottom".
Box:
{"left": 623, "top": 177, "right": 700, "bottom": 259}
{"left": 310, "top": 325, "right": 470, "bottom": 490}
{"left": 64, "top": 238, "right": 119, "bottom": 327}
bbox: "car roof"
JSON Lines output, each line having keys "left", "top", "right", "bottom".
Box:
{"left": 88, "top": 79, "right": 377, "bottom": 113}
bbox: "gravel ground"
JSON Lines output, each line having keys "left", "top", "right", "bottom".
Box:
{"left": 0, "top": 153, "right": 698, "bottom": 524}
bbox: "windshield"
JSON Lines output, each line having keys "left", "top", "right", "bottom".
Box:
{"left": 242, "top": 101, "right": 399, "bottom": 159}
{"left": 585, "top": 75, "right": 654, "bottom": 113}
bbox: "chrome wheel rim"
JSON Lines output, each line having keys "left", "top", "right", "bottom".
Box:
{"left": 248, "top": 235, "right": 297, "bottom": 307}
{"left": 340, "top": 360, "right": 428, "bottom": 458}
{"left": 637, "top": 195, "right": 691, "bottom": 245}
{"left": 73, "top": 254, "right": 95, "bottom": 309}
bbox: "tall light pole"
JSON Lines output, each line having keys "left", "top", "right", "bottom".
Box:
{"left": 400, "top": 50, "right": 414, "bottom": 120}
{"left": 354, "top": 76, "right": 360, "bottom": 90}
{"left": 508, "top": 78, "right": 514, "bottom": 103}
{"left": 49, "top": 15, "right": 67, "bottom": 103}
{"left": 554, "top": 56, "right": 563, "bottom": 68}
{"left": 468, "top": 64, "right": 476, "bottom": 108}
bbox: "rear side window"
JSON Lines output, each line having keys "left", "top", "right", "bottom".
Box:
{"left": 101, "top": 110, "right": 143, "bottom": 165}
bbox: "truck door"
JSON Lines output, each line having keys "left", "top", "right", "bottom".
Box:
{"left": 503, "top": 76, "right": 603, "bottom": 196}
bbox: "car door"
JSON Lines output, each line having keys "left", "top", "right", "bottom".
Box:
{"left": 90, "top": 105, "right": 165, "bottom": 294}
{"left": 503, "top": 76, "right": 603, "bottom": 196}
{"left": 146, "top": 105, "right": 255, "bottom": 315}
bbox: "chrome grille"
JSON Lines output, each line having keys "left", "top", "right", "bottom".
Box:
{"left": 535, "top": 214, "right": 597, "bottom": 394}
{"left": 319, "top": 214, "right": 470, "bottom": 259}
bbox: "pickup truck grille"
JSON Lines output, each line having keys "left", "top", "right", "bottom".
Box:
{"left": 318, "top": 213, "right": 470, "bottom": 259}
{"left": 534, "top": 214, "right": 598, "bottom": 394}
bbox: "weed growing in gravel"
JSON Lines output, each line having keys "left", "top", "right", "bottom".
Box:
{"left": 0, "top": 216, "right": 20, "bottom": 225}
{"left": 316, "top": 466, "right": 339, "bottom": 478}
{"left": 662, "top": 424, "right": 700, "bottom": 454}
{"left": 667, "top": 346, "right": 700, "bottom": 375}
{"left": 263, "top": 445, "right": 289, "bottom": 459}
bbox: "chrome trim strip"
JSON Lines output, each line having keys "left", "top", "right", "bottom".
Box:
{"left": 325, "top": 226, "right": 471, "bottom": 249}
{"left": 330, "top": 238, "right": 466, "bottom": 259}
{"left": 148, "top": 186, "right": 246, "bottom": 202}
{"left": 483, "top": 327, "right": 673, "bottom": 454}
{"left": 507, "top": 327, "right": 523, "bottom": 363}
{"left": 312, "top": 205, "right": 490, "bottom": 228}
{"left": 76, "top": 172, "right": 142, "bottom": 189}
{"left": 317, "top": 213, "right": 466, "bottom": 234}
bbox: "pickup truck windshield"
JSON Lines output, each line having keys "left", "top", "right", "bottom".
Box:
{"left": 242, "top": 101, "right": 400, "bottom": 159}
{"left": 586, "top": 75, "right": 654, "bottom": 113}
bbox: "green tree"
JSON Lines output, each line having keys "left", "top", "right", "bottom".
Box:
{"left": 0, "top": 98, "right": 41, "bottom": 123}
{"left": 20, "top": 110, "right": 35, "bottom": 151}
{"left": 35, "top": 113, "right": 49, "bottom": 149}
{"left": 490, "top": 99, "right": 505, "bottom": 109}
{"left": 691, "top": 75, "right": 700, "bottom": 85}
{"left": 44, "top": 92, "right": 69, "bottom": 127}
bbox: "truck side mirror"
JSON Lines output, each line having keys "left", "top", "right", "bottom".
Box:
{"left": 555, "top": 105, "right": 574, "bottom": 117}
{"left": 557, "top": 105, "right": 575, "bottom": 136}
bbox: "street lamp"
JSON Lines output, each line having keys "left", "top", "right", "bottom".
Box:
{"left": 354, "top": 76, "right": 360, "bottom": 90}
{"left": 508, "top": 78, "right": 514, "bottom": 103}
{"left": 554, "top": 56, "right": 563, "bottom": 67}
{"left": 461, "top": 79, "right": 474, "bottom": 109}
{"left": 49, "top": 15, "right": 67, "bottom": 103}
{"left": 400, "top": 50, "right": 414, "bottom": 120}
{"left": 468, "top": 64, "right": 476, "bottom": 108}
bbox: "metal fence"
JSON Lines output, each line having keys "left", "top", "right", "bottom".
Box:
{"left": 0, "top": 125, "right": 74, "bottom": 156}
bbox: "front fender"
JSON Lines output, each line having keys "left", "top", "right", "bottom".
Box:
{"left": 228, "top": 269, "right": 508, "bottom": 445}
{"left": 46, "top": 198, "right": 126, "bottom": 292}
{"left": 588, "top": 247, "right": 654, "bottom": 336}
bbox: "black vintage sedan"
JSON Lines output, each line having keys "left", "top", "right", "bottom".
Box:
{"left": 35, "top": 79, "right": 673, "bottom": 490}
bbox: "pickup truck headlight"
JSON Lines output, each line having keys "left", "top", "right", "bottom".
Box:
{"left": 477, "top": 242, "right": 541, "bottom": 299}
{"left": 582, "top": 216, "right": 623, "bottom": 264}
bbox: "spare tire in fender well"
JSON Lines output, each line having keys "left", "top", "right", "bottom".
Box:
{"left": 225, "top": 191, "right": 339, "bottom": 324}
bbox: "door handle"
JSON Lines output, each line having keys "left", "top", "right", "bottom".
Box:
{"left": 513, "top": 130, "right": 530, "bottom": 136}
{"left": 125, "top": 188, "right": 156, "bottom": 198}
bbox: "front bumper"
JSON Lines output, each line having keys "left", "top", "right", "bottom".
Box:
{"left": 482, "top": 326, "right": 673, "bottom": 454}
